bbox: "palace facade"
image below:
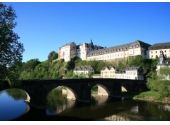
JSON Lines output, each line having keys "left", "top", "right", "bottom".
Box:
{"left": 87, "top": 40, "right": 150, "bottom": 61}
{"left": 58, "top": 41, "right": 103, "bottom": 62}
{"left": 58, "top": 40, "right": 151, "bottom": 62}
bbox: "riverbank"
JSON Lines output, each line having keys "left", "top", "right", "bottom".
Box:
{"left": 133, "top": 91, "right": 170, "bottom": 104}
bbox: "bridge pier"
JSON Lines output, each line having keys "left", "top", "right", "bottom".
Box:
{"left": 75, "top": 83, "right": 91, "bottom": 103}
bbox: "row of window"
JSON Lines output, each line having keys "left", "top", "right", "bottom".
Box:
{"left": 89, "top": 46, "right": 140, "bottom": 56}
{"left": 88, "top": 53, "right": 136, "bottom": 60}
{"left": 150, "top": 53, "right": 170, "bottom": 58}
{"left": 151, "top": 50, "right": 170, "bottom": 54}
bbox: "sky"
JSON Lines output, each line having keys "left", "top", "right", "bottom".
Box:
{"left": 4, "top": 2, "right": 170, "bottom": 62}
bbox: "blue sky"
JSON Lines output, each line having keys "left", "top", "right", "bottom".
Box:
{"left": 4, "top": 2, "right": 170, "bottom": 62}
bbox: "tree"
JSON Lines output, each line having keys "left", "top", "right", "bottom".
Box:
{"left": 48, "top": 51, "right": 58, "bottom": 63}
{"left": 19, "top": 59, "right": 40, "bottom": 79}
{"left": 0, "top": 3, "right": 24, "bottom": 79}
{"left": 147, "top": 67, "right": 170, "bottom": 98}
{"left": 22, "top": 59, "right": 40, "bottom": 71}
{"left": 34, "top": 61, "right": 49, "bottom": 79}
{"left": 65, "top": 59, "right": 75, "bottom": 70}
{"left": 127, "top": 55, "right": 144, "bottom": 67}
{"left": 48, "top": 51, "right": 58, "bottom": 79}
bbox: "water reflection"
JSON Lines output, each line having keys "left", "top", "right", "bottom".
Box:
{"left": 46, "top": 88, "right": 75, "bottom": 115}
{"left": 91, "top": 85, "right": 109, "bottom": 105}
{"left": 1, "top": 88, "right": 170, "bottom": 120}
{"left": 130, "top": 105, "right": 139, "bottom": 114}
{"left": 103, "top": 114, "right": 130, "bottom": 121}
{"left": 101, "top": 101, "right": 170, "bottom": 121}
{"left": 91, "top": 95, "right": 108, "bottom": 105}
{"left": 0, "top": 89, "right": 30, "bottom": 120}
{"left": 163, "top": 105, "right": 170, "bottom": 111}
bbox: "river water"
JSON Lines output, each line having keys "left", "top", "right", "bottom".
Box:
{"left": 0, "top": 88, "right": 170, "bottom": 121}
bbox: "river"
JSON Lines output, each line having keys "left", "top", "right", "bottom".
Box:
{"left": 0, "top": 88, "right": 170, "bottom": 121}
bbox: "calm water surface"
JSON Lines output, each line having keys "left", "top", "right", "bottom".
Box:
{"left": 0, "top": 89, "right": 170, "bottom": 121}
{"left": 0, "top": 90, "right": 29, "bottom": 120}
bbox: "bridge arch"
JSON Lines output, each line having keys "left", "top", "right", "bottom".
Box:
{"left": 47, "top": 86, "right": 77, "bottom": 101}
{"left": 91, "top": 84, "right": 109, "bottom": 97}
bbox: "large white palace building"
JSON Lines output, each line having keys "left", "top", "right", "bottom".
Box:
{"left": 86, "top": 40, "right": 150, "bottom": 61}
{"left": 58, "top": 40, "right": 151, "bottom": 62}
{"left": 58, "top": 41, "right": 103, "bottom": 62}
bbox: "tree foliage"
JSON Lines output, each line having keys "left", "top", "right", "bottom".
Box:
{"left": 48, "top": 51, "right": 58, "bottom": 63}
{"left": 19, "top": 59, "right": 40, "bottom": 79}
{"left": 0, "top": 3, "right": 24, "bottom": 79}
{"left": 147, "top": 67, "right": 170, "bottom": 98}
{"left": 159, "top": 67, "right": 170, "bottom": 76}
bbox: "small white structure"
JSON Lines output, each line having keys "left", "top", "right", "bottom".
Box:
{"left": 92, "top": 74, "right": 101, "bottom": 78}
{"left": 101, "top": 66, "right": 116, "bottom": 78}
{"left": 73, "top": 66, "right": 94, "bottom": 77}
{"left": 101, "top": 66, "right": 144, "bottom": 80}
{"left": 125, "top": 67, "right": 144, "bottom": 80}
{"left": 156, "top": 51, "right": 170, "bottom": 80}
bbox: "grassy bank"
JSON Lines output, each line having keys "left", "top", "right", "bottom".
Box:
{"left": 133, "top": 91, "right": 170, "bottom": 104}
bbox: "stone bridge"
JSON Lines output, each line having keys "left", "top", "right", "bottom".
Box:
{"left": 0, "top": 78, "right": 147, "bottom": 108}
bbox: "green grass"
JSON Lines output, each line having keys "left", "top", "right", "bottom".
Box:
{"left": 133, "top": 91, "right": 170, "bottom": 103}
{"left": 135, "top": 91, "right": 161, "bottom": 97}
{"left": 133, "top": 91, "right": 162, "bottom": 101}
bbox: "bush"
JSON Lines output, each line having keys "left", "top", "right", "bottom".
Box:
{"left": 147, "top": 78, "right": 170, "bottom": 98}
